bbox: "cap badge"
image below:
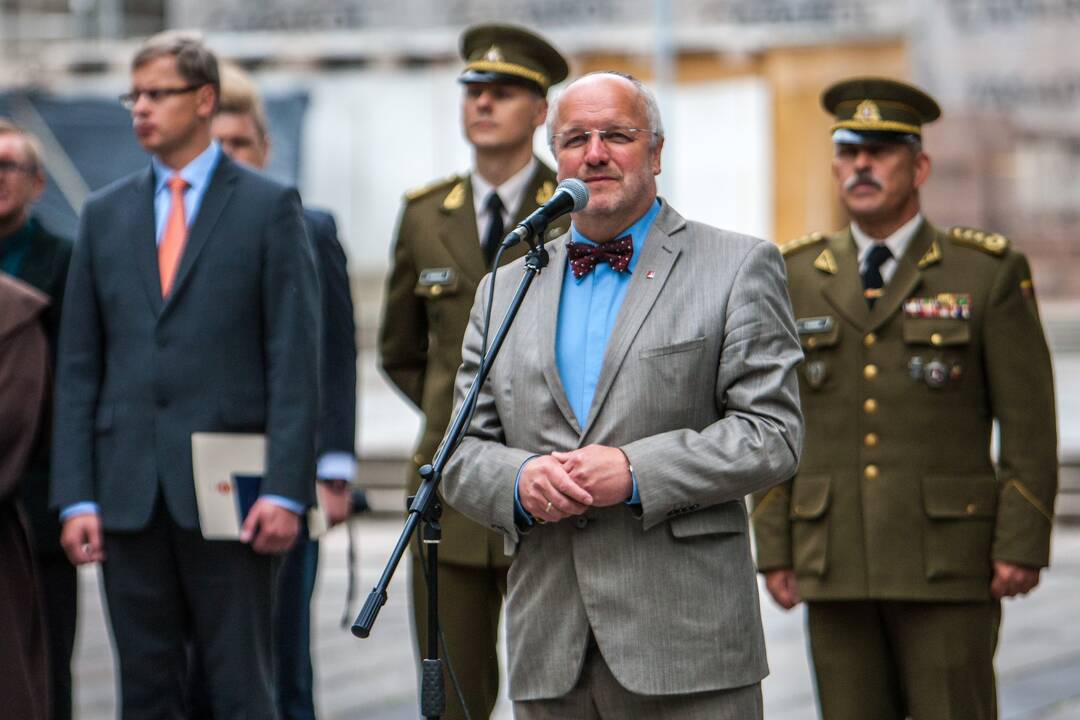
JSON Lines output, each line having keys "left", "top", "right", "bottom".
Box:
{"left": 856, "top": 99, "right": 882, "bottom": 123}
{"left": 484, "top": 45, "right": 504, "bottom": 63}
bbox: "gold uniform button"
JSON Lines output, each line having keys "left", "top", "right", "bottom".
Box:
{"left": 863, "top": 398, "right": 878, "bottom": 414}
{"left": 864, "top": 364, "right": 879, "bottom": 380}
{"left": 864, "top": 464, "right": 879, "bottom": 480}
{"left": 930, "top": 332, "right": 943, "bottom": 346}
{"left": 806, "top": 336, "right": 818, "bottom": 349}
{"left": 413, "top": 453, "right": 425, "bottom": 466}
{"left": 864, "top": 432, "right": 879, "bottom": 447}
{"left": 430, "top": 284, "right": 443, "bottom": 297}
{"left": 966, "top": 503, "right": 977, "bottom": 515}
{"left": 864, "top": 333, "right": 876, "bottom": 347}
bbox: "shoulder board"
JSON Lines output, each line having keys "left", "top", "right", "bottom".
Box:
{"left": 948, "top": 226, "right": 1009, "bottom": 256}
{"left": 404, "top": 174, "right": 461, "bottom": 202}
{"left": 779, "top": 232, "right": 827, "bottom": 257}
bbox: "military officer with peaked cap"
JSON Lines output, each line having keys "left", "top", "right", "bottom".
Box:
{"left": 378, "top": 23, "right": 568, "bottom": 720}
{"left": 751, "top": 77, "right": 1058, "bottom": 720}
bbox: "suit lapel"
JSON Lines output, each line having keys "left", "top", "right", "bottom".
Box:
{"left": 580, "top": 203, "right": 684, "bottom": 440}
{"left": 130, "top": 167, "right": 163, "bottom": 315}
{"left": 867, "top": 219, "right": 933, "bottom": 330}
{"left": 164, "top": 156, "right": 237, "bottom": 309}
{"left": 821, "top": 228, "right": 870, "bottom": 331}
{"left": 438, "top": 176, "right": 488, "bottom": 285}
{"left": 536, "top": 234, "right": 580, "bottom": 434}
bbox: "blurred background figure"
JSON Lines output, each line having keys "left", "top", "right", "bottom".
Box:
{"left": 0, "top": 119, "right": 75, "bottom": 720}
{"left": 752, "top": 77, "right": 1058, "bottom": 720}
{"left": 378, "top": 23, "right": 567, "bottom": 720}
{"left": 0, "top": 273, "right": 52, "bottom": 720}
{"left": 201, "top": 60, "right": 360, "bottom": 720}
{"left": 51, "top": 31, "right": 319, "bottom": 719}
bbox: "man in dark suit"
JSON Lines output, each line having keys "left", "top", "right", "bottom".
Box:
{"left": 378, "top": 24, "right": 568, "bottom": 719}
{"left": 209, "top": 61, "right": 358, "bottom": 720}
{"left": 51, "top": 32, "right": 319, "bottom": 719}
{"left": 0, "top": 119, "right": 75, "bottom": 720}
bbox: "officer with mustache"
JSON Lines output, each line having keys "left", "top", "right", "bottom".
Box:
{"left": 751, "top": 77, "right": 1058, "bottom": 720}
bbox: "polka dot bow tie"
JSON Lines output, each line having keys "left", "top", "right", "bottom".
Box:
{"left": 566, "top": 236, "right": 633, "bottom": 279}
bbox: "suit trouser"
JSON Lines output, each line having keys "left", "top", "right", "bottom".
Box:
{"left": 411, "top": 554, "right": 508, "bottom": 720}
{"left": 102, "top": 500, "right": 278, "bottom": 720}
{"left": 807, "top": 599, "right": 1001, "bottom": 720}
{"left": 273, "top": 532, "right": 319, "bottom": 720}
{"left": 513, "top": 635, "right": 763, "bottom": 720}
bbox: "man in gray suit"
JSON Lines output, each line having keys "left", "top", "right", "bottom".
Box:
{"left": 51, "top": 32, "right": 318, "bottom": 719}
{"left": 442, "top": 71, "right": 803, "bottom": 718}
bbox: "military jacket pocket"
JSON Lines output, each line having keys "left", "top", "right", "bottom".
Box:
{"left": 902, "top": 317, "right": 971, "bottom": 346}
{"left": 790, "top": 474, "right": 830, "bottom": 577}
{"left": 796, "top": 316, "right": 841, "bottom": 351}
{"left": 922, "top": 474, "right": 997, "bottom": 581}
{"left": 414, "top": 268, "right": 460, "bottom": 299}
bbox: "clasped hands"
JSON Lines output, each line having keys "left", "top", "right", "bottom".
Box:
{"left": 519, "top": 444, "right": 633, "bottom": 523}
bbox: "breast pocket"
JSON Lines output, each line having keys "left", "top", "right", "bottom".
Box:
{"left": 902, "top": 317, "right": 971, "bottom": 391}
{"left": 796, "top": 316, "right": 841, "bottom": 392}
{"left": 414, "top": 268, "right": 461, "bottom": 331}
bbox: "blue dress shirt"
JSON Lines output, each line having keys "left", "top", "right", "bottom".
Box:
{"left": 62, "top": 142, "right": 303, "bottom": 521}
{"left": 514, "top": 200, "right": 662, "bottom": 523}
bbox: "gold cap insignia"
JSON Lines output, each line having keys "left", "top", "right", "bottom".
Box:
{"left": 442, "top": 181, "right": 466, "bottom": 211}
{"left": 855, "top": 99, "right": 882, "bottom": 123}
{"left": 484, "top": 45, "right": 504, "bottom": 63}
{"left": 536, "top": 180, "right": 554, "bottom": 205}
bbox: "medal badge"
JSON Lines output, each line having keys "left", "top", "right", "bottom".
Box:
{"left": 904, "top": 293, "right": 972, "bottom": 320}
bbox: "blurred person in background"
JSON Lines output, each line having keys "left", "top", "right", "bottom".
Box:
{"left": 205, "top": 61, "right": 359, "bottom": 720}
{"left": 0, "top": 273, "right": 52, "bottom": 720}
{"left": 378, "top": 23, "right": 568, "bottom": 720}
{"left": 0, "top": 119, "right": 75, "bottom": 720}
{"left": 51, "top": 31, "right": 319, "bottom": 719}
{"left": 752, "top": 77, "right": 1058, "bottom": 720}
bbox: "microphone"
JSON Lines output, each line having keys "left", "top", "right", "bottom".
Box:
{"left": 501, "top": 178, "right": 589, "bottom": 248}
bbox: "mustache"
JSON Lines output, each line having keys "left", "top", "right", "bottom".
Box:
{"left": 844, "top": 172, "right": 883, "bottom": 191}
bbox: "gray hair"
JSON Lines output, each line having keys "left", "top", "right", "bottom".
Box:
{"left": 546, "top": 71, "right": 664, "bottom": 153}
{"left": 132, "top": 30, "right": 219, "bottom": 109}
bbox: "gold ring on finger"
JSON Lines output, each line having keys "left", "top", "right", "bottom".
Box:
{"left": 545, "top": 500, "right": 553, "bottom": 513}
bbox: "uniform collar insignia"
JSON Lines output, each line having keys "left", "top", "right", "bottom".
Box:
{"left": 535, "top": 180, "right": 554, "bottom": 205}
{"left": 442, "top": 181, "right": 466, "bottom": 211}
{"left": 813, "top": 248, "right": 838, "bottom": 274}
{"left": 917, "top": 240, "right": 942, "bottom": 269}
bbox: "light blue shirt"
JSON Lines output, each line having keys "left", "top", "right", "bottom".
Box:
{"left": 62, "top": 142, "right": 303, "bottom": 521}
{"left": 514, "top": 200, "right": 661, "bottom": 523}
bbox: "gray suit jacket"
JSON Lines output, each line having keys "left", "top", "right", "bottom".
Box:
{"left": 443, "top": 201, "right": 804, "bottom": 700}
{"left": 51, "top": 154, "right": 319, "bottom": 531}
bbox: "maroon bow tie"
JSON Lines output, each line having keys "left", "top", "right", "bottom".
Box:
{"left": 567, "top": 236, "right": 633, "bottom": 279}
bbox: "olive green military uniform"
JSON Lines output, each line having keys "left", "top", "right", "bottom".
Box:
{"left": 379, "top": 24, "right": 569, "bottom": 719}
{"left": 381, "top": 165, "right": 563, "bottom": 718}
{"left": 751, "top": 78, "right": 1058, "bottom": 720}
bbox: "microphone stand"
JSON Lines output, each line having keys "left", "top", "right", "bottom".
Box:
{"left": 352, "top": 237, "right": 550, "bottom": 720}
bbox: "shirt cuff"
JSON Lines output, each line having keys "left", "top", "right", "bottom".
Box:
{"left": 317, "top": 452, "right": 357, "bottom": 482}
{"left": 625, "top": 467, "right": 640, "bottom": 505}
{"left": 261, "top": 495, "right": 305, "bottom": 515}
{"left": 514, "top": 455, "right": 541, "bottom": 527}
{"left": 60, "top": 502, "right": 100, "bottom": 521}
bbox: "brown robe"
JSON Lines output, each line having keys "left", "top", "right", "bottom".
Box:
{"left": 0, "top": 272, "right": 52, "bottom": 720}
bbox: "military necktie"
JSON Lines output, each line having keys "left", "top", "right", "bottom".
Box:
{"left": 159, "top": 175, "right": 189, "bottom": 297}
{"left": 482, "top": 191, "right": 505, "bottom": 266}
{"left": 861, "top": 243, "right": 893, "bottom": 307}
{"left": 566, "top": 236, "right": 634, "bottom": 279}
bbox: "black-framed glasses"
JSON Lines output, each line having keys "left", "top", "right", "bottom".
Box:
{"left": 0, "top": 160, "right": 36, "bottom": 176}
{"left": 119, "top": 84, "right": 205, "bottom": 110}
{"left": 552, "top": 126, "right": 656, "bottom": 152}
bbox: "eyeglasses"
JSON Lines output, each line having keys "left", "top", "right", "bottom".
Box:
{"left": 0, "top": 160, "right": 36, "bottom": 176}
{"left": 552, "top": 126, "right": 656, "bottom": 152}
{"left": 119, "top": 84, "right": 205, "bottom": 110}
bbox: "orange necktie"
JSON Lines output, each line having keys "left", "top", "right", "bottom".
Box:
{"left": 159, "top": 175, "right": 189, "bottom": 297}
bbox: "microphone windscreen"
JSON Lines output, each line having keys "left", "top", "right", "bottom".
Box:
{"left": 556, "top": 178, "right": 589, "bottom": 211}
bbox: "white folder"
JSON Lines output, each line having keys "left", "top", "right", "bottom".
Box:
{"left": 191, "top": 432, "right": 328, "bottom": 541}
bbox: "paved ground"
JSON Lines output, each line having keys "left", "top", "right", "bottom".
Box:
{"left": 71, "top": 518, "right": 1080, "bottom": 719}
